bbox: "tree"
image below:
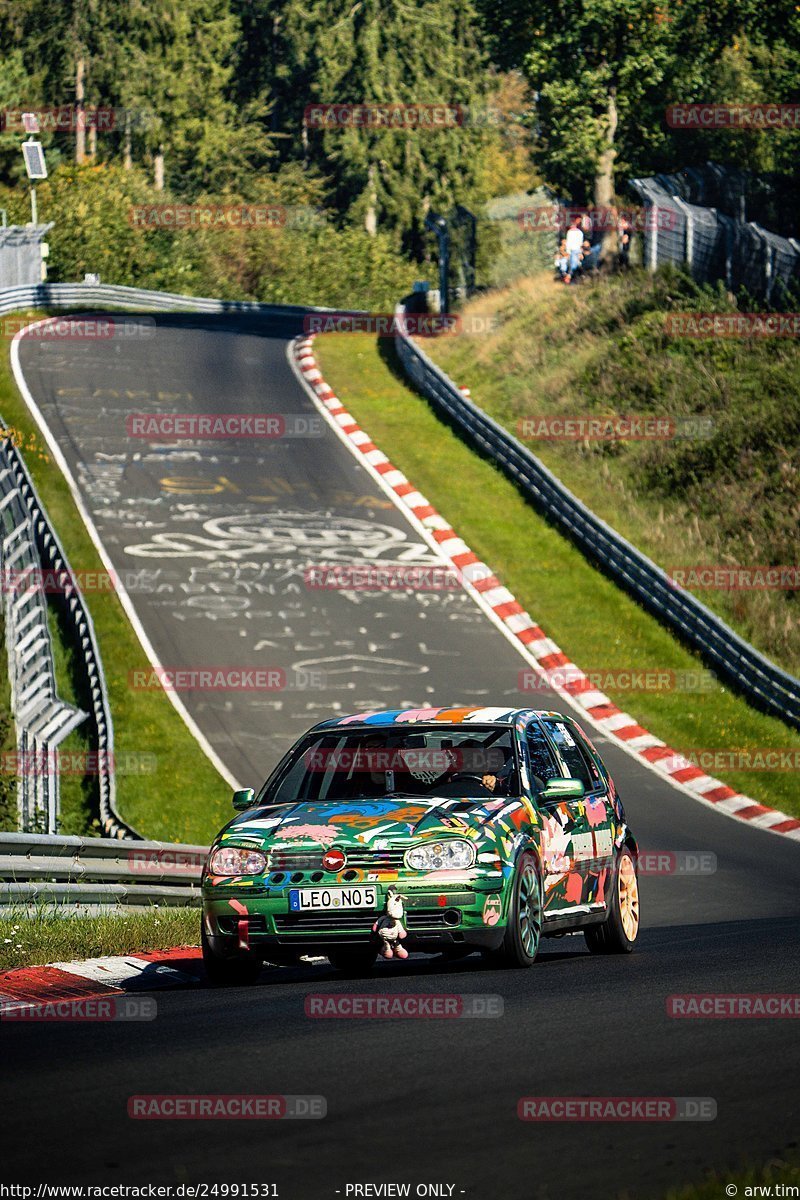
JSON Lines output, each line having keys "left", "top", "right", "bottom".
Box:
{"left": 499, "top": 0, "right": 683, "bottom": 205}
{"left": 112, "top": 0, "right": 273, "bottom": 194}
{"left": 478, "top": 0, "right": 800, "bottom": 206}
{"left": 299, "top": 0, "right": 493, "bottom": 254}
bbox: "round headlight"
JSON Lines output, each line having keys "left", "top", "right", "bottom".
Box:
{"left": 208, "top": 845, "right": 266, "bottom": 876}
{"left": 405, "top": 839, "right": 476, "bottom": 871}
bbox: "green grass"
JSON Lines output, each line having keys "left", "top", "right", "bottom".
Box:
{"left": 427, "top": 267, "right": 800, "bottom": 675}
{"left": 314, "top": 332, "right": 800, "bottom": 817}
{"left": 1, "top": 310, "right": 230, "bottom": 842}
{"left": 664, "top": 1156, "right": 799, "bottom": 1199}
{"left": 45, "top": 595, "right": 96, "bottom": 835}
{"left": 0, "top": 905, "right": 199, "bottom": 971}
{"left": 0, "top": 613, "right": 17, "bottom": 829}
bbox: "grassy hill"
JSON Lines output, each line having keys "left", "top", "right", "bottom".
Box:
{"left": 426, "top": 267, "right": 800, "bottom": 676}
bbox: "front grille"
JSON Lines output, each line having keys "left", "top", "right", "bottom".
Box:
{"left": 267, "top": 847, "right": 407, "bottom": 874}
{"left": 273, "top": 908, "right": 461, "bottom": 936}
{"left": 217, "top": 914, "right": 268, "bottom": 935}
{"left": 275, "top": 911, "right": 375, "bottom": 934}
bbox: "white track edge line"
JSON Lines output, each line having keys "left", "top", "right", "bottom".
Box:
{"left": 287, "top": 337, "right": 800, "bottom": 845}
{"left": 10, "top": 318, "right": 241, "bottom": 794}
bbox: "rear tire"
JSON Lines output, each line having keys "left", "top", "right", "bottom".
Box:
{"left": 202, "top": 925, "right": 263, "bottom": 986}
{"left": 585, "top": 846, "right": 640, "bottom": 954}
{"left": 327, "top": 946, "right": 378, "bottom": 976}
{"left": 488, "top": 853, "right": 542, "bottom": 968}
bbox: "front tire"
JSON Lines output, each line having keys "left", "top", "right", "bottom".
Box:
{"left": 489, "top": 853, "right": 542, "bottom": 968}
{"left": 585, "top": 846, "right": 640, "bottom": 954}
{"left": 202, "top": 925, "right": 263, "bottom": 986}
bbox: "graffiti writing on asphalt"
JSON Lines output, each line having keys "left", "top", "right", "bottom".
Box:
{"left": 124, "top": 512, "right": 441, "bottom": 563}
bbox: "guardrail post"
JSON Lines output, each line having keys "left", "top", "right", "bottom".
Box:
{"left": 672, "top": 196, "right": 694, "bottom": 271}
{"left": 392, "top": 297, "right": 800, "bottom": 729}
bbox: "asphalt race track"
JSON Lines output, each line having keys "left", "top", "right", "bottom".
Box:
{"left": 4, "top": 313, "right": 799, "bottom": 1200}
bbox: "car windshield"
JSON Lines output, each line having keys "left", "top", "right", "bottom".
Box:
{"left": 258, "top": 725, "right": 519, "bottom": 804}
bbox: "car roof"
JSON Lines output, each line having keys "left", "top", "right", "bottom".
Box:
{"left": 310, "top": 706, "right": 569, "bottom": 731}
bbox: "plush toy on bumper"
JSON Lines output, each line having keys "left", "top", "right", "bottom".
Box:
{"left": 373, "top": 886, "right": 409, "bottom": 959}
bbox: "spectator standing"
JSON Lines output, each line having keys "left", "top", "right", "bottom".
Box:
{"left": 618, "top": 213, "right": 633, "bottom": 267}
{"left": 565, "top": 217, "right": 584, "bottom": 283}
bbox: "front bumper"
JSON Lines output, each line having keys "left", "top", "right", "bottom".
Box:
{"left": 201, "top": 874, "right": 508, "bottom": 956}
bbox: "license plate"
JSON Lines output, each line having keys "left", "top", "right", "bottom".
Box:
{"left": 289, "top": 885, "right": 378, "bottom": 912}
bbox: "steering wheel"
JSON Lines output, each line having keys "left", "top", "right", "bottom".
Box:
{"left": 445, "top": 771, "right": 493, "bottom": 795}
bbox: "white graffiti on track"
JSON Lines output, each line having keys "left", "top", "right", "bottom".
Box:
{"left": 290, "top": 653, "right": 429, "bottom": 678}
{"left": 124, "top": 511, "right": 440, "bottom": 563}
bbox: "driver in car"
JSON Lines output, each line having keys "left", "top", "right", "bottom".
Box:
{"left": 481, "top": 751, "right": 518, "bottom": 796}
{"left": 447, "top": 740, "right": 517, "bottom": 797}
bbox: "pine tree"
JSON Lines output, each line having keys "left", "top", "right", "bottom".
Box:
{"left": 279, "top": 0, "right": 493, "bottom": 253}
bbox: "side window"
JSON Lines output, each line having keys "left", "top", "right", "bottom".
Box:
{"left": 525, "top": 725, "right": 561, "bottom": 789}
{"left": 542, "top": 720, "right": 603, "bottom": 792}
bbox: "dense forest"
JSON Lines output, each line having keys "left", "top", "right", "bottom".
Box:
{"left": 0, "top": 0, "right": 798, "bottom": 303}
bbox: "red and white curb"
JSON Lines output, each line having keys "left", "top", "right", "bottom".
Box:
{"left": 290, "top": 335, "right": 800, "bottom": 843}
{"left": 0, "top": 948, "right": 335, "bottom": 1009}
{"left": 0, "top": 948, "right": 203, "bottom": 1013}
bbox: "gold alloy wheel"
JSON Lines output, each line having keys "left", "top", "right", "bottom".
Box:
{"left": 618, "top": 854, "right": 640, "bottom": 942}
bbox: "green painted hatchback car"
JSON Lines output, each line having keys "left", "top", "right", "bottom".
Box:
{"left": 201, "top": 706, "right": 640, "bottom": 984}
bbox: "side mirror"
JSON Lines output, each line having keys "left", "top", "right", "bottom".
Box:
{"left": 232, "top": 787, "right": 255, "bottom": 811}
{"left": 541, "top": 778, "right": 585, "bottom": 802}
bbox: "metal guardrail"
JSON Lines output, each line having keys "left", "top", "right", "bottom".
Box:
{"left": 0, "top": 831, "right": 206, "bottom": 911}
{"left": 0, "top": 281, "right": 329, "bottom": 319}
{"left": 0, "top": 429, "right": 136, "bottom": 839}
{"left": 0, "top": 280, "right": 333, "bottom": 841}
{"left": 393, "top": 301, "right": 800, "bottom": 730}
{"left": 0, "top": 435, "right": 87, "bottom": 834}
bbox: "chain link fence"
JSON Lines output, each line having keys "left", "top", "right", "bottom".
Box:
{"left": 630, "top": 166, "right": 800, "bottom": 302}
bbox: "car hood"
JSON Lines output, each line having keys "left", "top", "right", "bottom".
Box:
{"left": 218, "top": 795, "right": 520, "bottom": 849}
